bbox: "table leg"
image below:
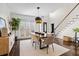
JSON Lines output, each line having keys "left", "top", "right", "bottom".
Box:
{"left": 39, "top": 39, "right": 48, "bottom": 49}
{"left": 39, "top": 39, "right": 41, "bottom": 49}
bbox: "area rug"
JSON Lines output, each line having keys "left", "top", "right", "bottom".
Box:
{"left": 20, "top": 40, "right": 70, "bottom": 56}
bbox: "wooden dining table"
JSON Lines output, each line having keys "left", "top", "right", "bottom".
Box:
{"left": 35, "top": 32, "right": 48, "bottom": 49}
{"left": 39, "top": 36, "right": 48, "bottom": 49}
{"left": 32, "top": 32, "right": 54, "bottom": 49}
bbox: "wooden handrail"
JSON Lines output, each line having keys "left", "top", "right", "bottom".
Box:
{"left": 55, "top": 3, "right": 79, "bottom": 30}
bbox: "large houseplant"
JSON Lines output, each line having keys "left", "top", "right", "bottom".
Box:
{"left": 73, "top": 27, "right": 79, "bottom": 43}
{"left": 11, "top": 17, "right": 20, "bottom": 40}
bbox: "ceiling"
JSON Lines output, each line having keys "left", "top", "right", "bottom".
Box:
{"left": 6, "top": 3, "right": 77, "bottom": 17}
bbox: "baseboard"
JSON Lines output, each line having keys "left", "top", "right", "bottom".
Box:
{"left": 17, "top": 38, "right": 31, "bottom": 41}
{"left": 0, "top": 54, "right": 8, "bottom": 56}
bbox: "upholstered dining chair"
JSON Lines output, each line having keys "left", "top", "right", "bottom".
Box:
{"left": 43, "top": 35, "right": 54, "bottom": 54}
{"left": 31, "top": 34, "right": 40, "bottom": 49}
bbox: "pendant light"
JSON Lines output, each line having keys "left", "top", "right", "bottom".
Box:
{"left": 35, "top": 7, "right": 42, "bottom": 24}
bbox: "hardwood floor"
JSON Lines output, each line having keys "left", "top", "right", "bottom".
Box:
{"left": 9, "top": 38, "right": 79, "bottom": 56}
{"left": 55, "top": 38, "right": 79, "bottom": 56}
{"left": 9, "top": 41, "right": 20, "bottom": 56}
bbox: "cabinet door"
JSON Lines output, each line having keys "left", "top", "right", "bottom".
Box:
{"left": 0, "top": 38, "right": 9, "bottom": 55}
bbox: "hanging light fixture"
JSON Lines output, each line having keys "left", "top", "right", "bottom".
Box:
{"left": 35, "top": 7, "right": 42, "bottom": 24}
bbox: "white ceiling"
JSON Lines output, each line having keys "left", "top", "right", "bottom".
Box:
{"left": 6, "top": 3, "right": 77, "bottom": 17}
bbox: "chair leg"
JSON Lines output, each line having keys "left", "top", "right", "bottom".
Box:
{"left": 32, "top": 41, "right": 34, "bottom": 46}
{"left": 52, "top": 44, "right": 54, "bottom": 52}
{"left": 47, "top": 45, "right": 49, "bottom": 54}
{"left": 35, "top": 42, "right": 37, "bottom": 49}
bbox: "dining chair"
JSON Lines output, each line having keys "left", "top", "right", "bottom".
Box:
{"left": 43, "top": 35, "right": 54, "bottom": 54}
{"left": 31, "top": 34, "right": 40, "bottom": 49}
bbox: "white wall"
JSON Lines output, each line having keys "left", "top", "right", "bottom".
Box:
{"left": 0, "top": 4, "right": 11, "bottom": 33}
{"left": 49, "top": 6, "right": 75, "bottom": 28}
{"left": 43, "top": 16, "right": 51, "bottom": 33}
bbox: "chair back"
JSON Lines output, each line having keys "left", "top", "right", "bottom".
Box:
{"left": 31, "top": 34, "right": 40, "bottom": 41}
{"left": 44, "top": 36, "right": 54, "bottom": 45}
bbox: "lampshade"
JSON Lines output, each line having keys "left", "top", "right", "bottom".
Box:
{"left": 35, "top": 7, "right": 42, "bottom": 24}
{"left": 35, "top": 17, "right": 42, "bottom": 24}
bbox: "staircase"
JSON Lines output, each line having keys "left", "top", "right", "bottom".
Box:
{"left": 57, "top": 15, "right": 79, "bottom": 39}
{"left": 54, "top": 3, "right": 79, "bottom": 39}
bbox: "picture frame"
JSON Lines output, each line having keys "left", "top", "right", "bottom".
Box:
{"left": 0, "top": 17, "right": 6, "bottom": 29}
{"left": 43, "top": 22, "right": 47, "bottom": 33}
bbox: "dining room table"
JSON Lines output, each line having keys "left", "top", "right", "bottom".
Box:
{"left": 35, "top": 32, "right": 49, "bottom": 49}
{"left": 32, "top": 32, "right": 54, "bottom": 49}
{"left": 39, "top": 36, "right": 48, "bottom": 49}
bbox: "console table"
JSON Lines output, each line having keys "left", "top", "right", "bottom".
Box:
{"left": 0, "top": 37, "right": 9, "bottom": 55}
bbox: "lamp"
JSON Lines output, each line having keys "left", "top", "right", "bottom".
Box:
{"left": 35, "top": 7, "right": 42, "bottom": 24}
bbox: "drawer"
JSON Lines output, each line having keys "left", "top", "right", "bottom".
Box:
{"left": 0, "top": 45, "right": 8, "bottom": 55}
{"left": 0, "top": 38, "right": 9, "bottom": 55}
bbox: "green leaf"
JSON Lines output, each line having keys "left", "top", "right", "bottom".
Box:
{"left": 11, "top": 17, "right": 21, "bottom": 30}
{"left": 73, "top": 27, "right": 79, "bottom": 32}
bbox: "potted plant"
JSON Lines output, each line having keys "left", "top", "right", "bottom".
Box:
{"left": 11, "top": 17, "right": 20, "bottom": 41}
{"left": 73, "top": 27, "right": 79, "bottom": 43}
